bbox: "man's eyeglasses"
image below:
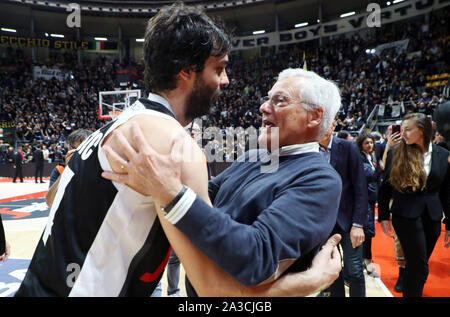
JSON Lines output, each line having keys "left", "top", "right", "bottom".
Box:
{"left": 261, "top": 94, "right": 299, "bottom": 107}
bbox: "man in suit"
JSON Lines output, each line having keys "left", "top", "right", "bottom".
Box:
{"left": 371, "top": 131, "right": 386, "bottom": 164}
{"left": 13, "top": 146, "right": 24, "bottom": 183}
{"left": 318, "top": 121, "right": 369, "bottom": 297}
{"left": 33, "top": 144, "right": 45, "bottom": 183}
{"left": 0, "top": 139, "right": 7, "bottom": 164}
{"left": 6, "top": 146, "right": 14, "bottom": 164}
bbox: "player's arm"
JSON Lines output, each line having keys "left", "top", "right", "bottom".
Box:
{"left": 45, "top": 176, "right": 60, "bottom": 208}
{"left": 45, "top": 149, "right": 77, "bottom": 208}
{"left": 102, "top": 120, "right": 341, "bottom": 296}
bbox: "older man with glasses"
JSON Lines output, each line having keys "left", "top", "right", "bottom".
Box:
{"left": 102, "top": 68, "right": 344, "bottom": 296}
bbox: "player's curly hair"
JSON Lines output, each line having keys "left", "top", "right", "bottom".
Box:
{"left": 143, "top": 1, "right": 230, "bottom": 94}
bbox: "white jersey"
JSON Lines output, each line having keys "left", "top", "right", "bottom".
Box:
{"left": 16, "top": 99, "right": 176, "bottom": 297}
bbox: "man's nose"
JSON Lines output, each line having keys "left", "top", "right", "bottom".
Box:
{"left": 220, "top": 70, "right": 229, "bottom": 87}
{"left": 259, "top": 99, "right": 271, "bottom": 114}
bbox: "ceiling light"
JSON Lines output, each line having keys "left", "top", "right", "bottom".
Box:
{"left": 340, "top": 11, "right": 356, "bottom": 18}
{"left": 252, "top": 30, "right": 265, "bottom": 35}
{"left": 1, "top": 28, "right": 17, "bottom": 33}
{"left": 295, "top": 22, "right": 309, "bottom": 28}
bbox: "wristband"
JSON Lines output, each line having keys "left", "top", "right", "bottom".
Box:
{"left": 161, "top": 186, "right": 187, "bottom": 215}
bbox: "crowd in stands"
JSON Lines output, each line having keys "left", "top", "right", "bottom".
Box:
{"left": 0, "top": 50, "right": 117, "bottom": 163}
{"left": 209, "top": 7, "right": 449, "bottom": 134}
{"left": 0, "top": 7, "right": 449, "bottom": 165}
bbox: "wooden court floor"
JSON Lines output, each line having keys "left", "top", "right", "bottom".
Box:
{"left": 0, "top": 178, "right": 390, "bottom": 297}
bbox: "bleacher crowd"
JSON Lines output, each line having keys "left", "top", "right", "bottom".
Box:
{"left": 0, "top": 7, "right": 449, "bottom": 164}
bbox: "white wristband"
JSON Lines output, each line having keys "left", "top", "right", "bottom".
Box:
{"left": 164, "top": 187, "right": 197, "bottom": 225}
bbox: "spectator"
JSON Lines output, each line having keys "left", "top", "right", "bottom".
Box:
{"left": 47, "top": 128, "right": 92, "bottom": 193}
{"left": 318, "top": 121, "right": 368, "bottom": 297}
{"left": 380, "top": 124, "right": 406, "bottom": 293}
{"left": 33, "top": 144, "right": 45, "bottom": 183}
{"left": 0, "top": 139, "right": 7, "bottom": 164}
{"left": 12, "top": 146, "right": 24, "bottom": 183}
{"left": 337, "top": 130, "right": 353, "bottom": 141}
{"left": 356, "top": 134, "right": 382, "bottom": 277}
{"left": 434, "top": 131, "right": 449, "bottom": 151}
{"left": 378, "top": 113, "right": 450, "bottom": 297}
{"left": 42, "top": 145, "right": 50, "bottom": 163}
{"left": 6, "top": 146, "right": 14, "bottom": 165}
{"left": 53, "top": 145, "right": 64, "bottom": 164}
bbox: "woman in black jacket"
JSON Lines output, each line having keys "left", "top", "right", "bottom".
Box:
{"left": 378, "top": 113, "right": 450, "bottom": 297}
{"left": 356, "top": 134, "right": 382, "bottom": 277}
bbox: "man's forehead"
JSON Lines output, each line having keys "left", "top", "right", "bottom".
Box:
{"left": 207, "top": 54, "right": 229, "bottom": 65}
{"left": 269, "top": 77, "right": 301, "bottom": 96}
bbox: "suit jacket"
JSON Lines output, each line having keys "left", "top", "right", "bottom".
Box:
{"left": 378, "top": 144, "right": 450, "bottom": 230}
{"left": 14, "top": 151, "right": 23, "bottom": 167}
{"left": 330, "top": 137, "right": 369, "bottom": 232}
{"left": 6, "top": 151, "right": 14, "bottom": 164}
{"left": 33, "top": 149, "right": 44, "bottom": 166}
{"left": 375, "top": 141, "right": 386, "bottom": 163}
{"left": 360, "top": 152, "right": 382, "bottom": 202}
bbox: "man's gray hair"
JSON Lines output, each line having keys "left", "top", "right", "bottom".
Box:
{"left": 278, "top": 68, "right": 341, "bottom": 139}
{"left": 67, "top": 129, "right": 93, "bottom": 149}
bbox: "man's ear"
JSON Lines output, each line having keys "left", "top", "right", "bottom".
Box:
{"left": 178, "top": 66, "right": 195, "bottom": 82}
{"left": 307, "top": 107, "right": 324, "bottom": 128}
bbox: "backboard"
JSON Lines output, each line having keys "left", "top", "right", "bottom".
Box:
{"left": 98, "top": 89, "right": 142, "bottom": 120}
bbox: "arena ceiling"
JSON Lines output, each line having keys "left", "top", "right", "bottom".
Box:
{"left": 0, "top": 0, "right": 391, "bottom": 39}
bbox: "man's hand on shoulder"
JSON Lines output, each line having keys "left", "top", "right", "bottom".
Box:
{"left": 309, "top": 234, "right": 342, "bottom": 292}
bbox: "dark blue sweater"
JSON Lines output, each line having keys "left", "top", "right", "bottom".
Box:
{"left": 175, "top": 149, "right": 342, "bottom": 286}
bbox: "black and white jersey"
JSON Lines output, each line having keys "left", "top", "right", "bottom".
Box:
{"left": 16, "top": 99, "right": 176, "bottom": 297}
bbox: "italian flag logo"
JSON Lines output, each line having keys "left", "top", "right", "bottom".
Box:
{"left": 89, "top": 41, "right": 105, "bottom": 50}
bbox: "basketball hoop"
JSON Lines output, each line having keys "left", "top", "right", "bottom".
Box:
{"left": 98, "top": 89, "right": 142, "bottom": 120}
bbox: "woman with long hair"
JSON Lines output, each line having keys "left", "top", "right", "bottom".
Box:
{"left": 378, "top": 113, "right": 450, "bottom": 297}
{"left": 356, "top": 134, "right": 382, "bottom": 277}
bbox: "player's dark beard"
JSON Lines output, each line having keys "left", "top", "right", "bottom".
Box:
{"left": 185, "top": 76, "right": 219, "bottom": 121}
